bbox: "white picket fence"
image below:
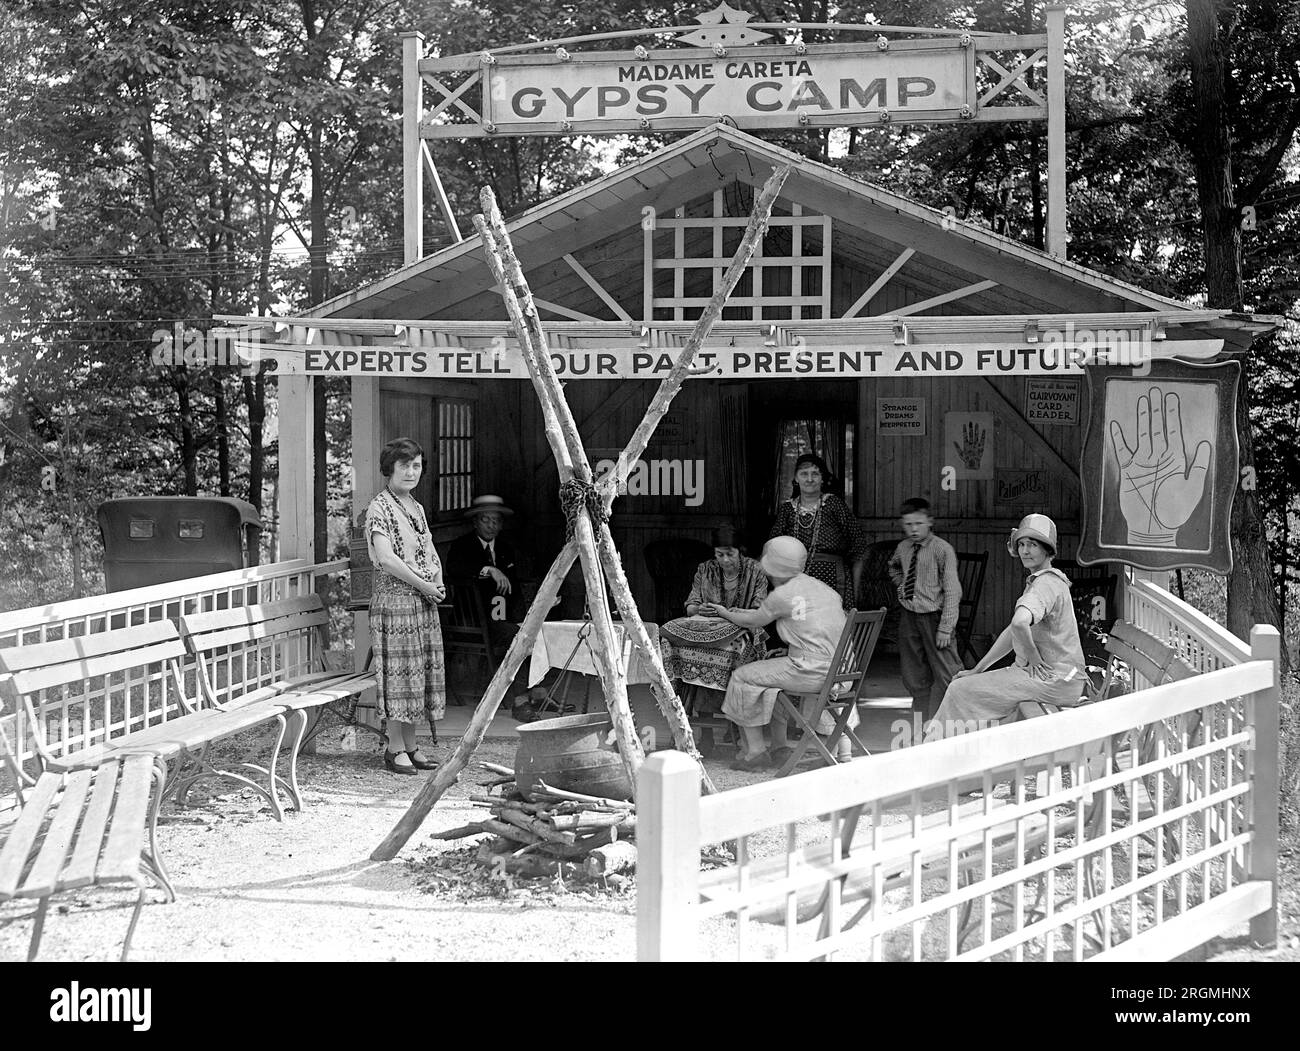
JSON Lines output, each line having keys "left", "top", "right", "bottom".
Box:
{"left": 0, "top": 559, "right": 347, "bottom": 768}
{"left": 637, "top": 586, "right": 1280, "bottom": 962}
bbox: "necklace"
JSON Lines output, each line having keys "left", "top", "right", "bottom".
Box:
{"left": 791, "top": 495, "right": 823, "bottom": 561}
{"left": 794, "top": 494, "right": 822, "bottom": 520}
{"left": 386, "top": 487, "right": 427, "bottom": 536}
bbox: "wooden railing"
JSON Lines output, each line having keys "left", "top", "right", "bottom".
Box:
{"left": 0, "top": 560, "right": 348, "bottom": 768}
{"left": 637, "top": 620, "right": 1280, "bottom": 962}
{"left": 1124, "top": 574, "right": 1249, "bottom": 677}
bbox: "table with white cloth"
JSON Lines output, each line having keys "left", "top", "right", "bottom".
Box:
{"left": 527, "top": 620, "right": 660, "bottom": 689}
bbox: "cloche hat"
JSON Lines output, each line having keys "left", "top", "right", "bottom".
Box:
{"left": 1006, "top": 513, "right": 1058, "bottom": 556}
{"left": 760, "top": 536, "right": 809, "bottom": 578}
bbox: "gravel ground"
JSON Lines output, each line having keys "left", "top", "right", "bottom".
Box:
{"left": 0, "top": 726, "right": 790, "bottom": 962}
{"left": 2, "top": 725, "right": 1295, "bottom": 962}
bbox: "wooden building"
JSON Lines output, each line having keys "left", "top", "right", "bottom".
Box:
{"left": 244, "top": 123, "right": 1268, "bottom": 647}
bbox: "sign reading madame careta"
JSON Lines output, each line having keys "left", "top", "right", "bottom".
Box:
{"left": 466, "top": 42, "right": 975, "bottom": 137}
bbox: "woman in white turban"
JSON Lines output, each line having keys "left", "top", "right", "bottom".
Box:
{"left": 703, "top": 536, "right": 850, "bottom": 771}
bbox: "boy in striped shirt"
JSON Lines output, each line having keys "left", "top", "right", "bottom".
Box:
{"left": 888, "top": 498, "right": 964, "bottom": 724}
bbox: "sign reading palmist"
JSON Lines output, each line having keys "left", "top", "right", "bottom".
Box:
{"left": 484, "top": 46, "right": 972, "bottom": 132}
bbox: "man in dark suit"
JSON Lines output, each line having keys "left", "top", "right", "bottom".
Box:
{"left": 447, "top": 495, "right": 520, "bottom": 606}
{"left": 447, "top": 495, "right": 540, "bottom": 707}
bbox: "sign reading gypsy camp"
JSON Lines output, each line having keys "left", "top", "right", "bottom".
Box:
{"left": 477, "top": 45, "right": 973, "bottom": 134}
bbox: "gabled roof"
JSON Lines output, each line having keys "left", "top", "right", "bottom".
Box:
{"left": 305, "top": 124, "right": 1229, "bottom": 323}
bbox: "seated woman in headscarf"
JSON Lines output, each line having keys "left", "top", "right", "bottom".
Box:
{"left": 704, "top": 536, "right": 856, "bottom": 771}
{"left": 658, "top": 523, "right": 768, "bottom": 697}
{"left": 769, "top": 452, "right": 868, "bottom": 610}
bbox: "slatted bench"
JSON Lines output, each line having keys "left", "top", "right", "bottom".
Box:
{"left": 178, "top": 595, "right": 379, "bottom": 814}
{"left": 0, "top": 711, "right": 173, "bottom": 960}
{"left": 0, "top": 620, "right": 319, "bottom": 819}
{"left": 1019, "top": 620, "right": 1197, "bottom": 718}
{"left": 1, "top": 596, "right": 379, "bottom": 820}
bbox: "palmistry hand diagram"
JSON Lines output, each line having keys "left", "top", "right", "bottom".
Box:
{"left": 1108, "top": 387, "right": 1211, "bottom": 546}
{"left": 952, "top": 422, "right": 987, "bottom": 469}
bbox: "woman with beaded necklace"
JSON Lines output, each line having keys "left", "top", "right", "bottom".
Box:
{"left": 365, "top": 437, "right": 446, "bottom": 775}
{"left": 768, "top": 452, "right": 867, "bottom": 610}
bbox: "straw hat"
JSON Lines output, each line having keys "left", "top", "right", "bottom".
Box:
{"left": 760, "top": 536, "right": 808, "bottom": 578}
{"left": 1006, "top": 513, "right": 1058, "bottom": 556}
{"left": 464, "top": 495, "right": 513, "bottom": 519}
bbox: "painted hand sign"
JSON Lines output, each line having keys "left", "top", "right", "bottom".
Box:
{"left": 952, "top": 420, "right": 988, "bottom": 470}
{"left": 944, "top": 412, "right": 994, "bottom": 480}
{"left": 1079, "top": 359, "right": 1240, "bottom": 573}
{"left": 1108, "top": 387, "right": 1212, "bottom": 546}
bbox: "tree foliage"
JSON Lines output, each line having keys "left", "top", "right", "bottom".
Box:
{"left": 1, "top": 0, "right": 1297, "bottom": 669}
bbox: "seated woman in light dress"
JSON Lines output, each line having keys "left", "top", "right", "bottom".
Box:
{"left": 658, "top": 523, "right": 768, "bottom": 702}
{"left": 703, "top": 536, "right": 856, "bottom": 771}
{"left": 924, "top": 514, "right": 1086, "bottom": 741}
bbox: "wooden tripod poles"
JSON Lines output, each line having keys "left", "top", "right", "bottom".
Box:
{"left": 371, "top": 163, "right": 790, "bottom": 860}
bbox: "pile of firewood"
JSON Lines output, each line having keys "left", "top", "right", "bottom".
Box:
{"left": 431, "top": 762, "right": 637, "bottom": 881}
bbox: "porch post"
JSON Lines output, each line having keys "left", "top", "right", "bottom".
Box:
{"left": 1248, "top": 624, "right": 1280, "bottom": 947}
{"left": 351, "top": 376, "right": 381, "bottom": 690}
{"left": 277, "top": 373, "right": 315, "bottom": 562}
{"left": 1045, "top": 6, "right": 1067, "bottom": 258}
{"left": 402, "top": 31, "right": 425, "bottom": 266}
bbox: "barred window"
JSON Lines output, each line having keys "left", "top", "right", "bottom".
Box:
{"left": 436, "top": 398, "right": 474, "bottom": 513}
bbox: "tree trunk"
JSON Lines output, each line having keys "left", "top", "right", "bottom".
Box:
{"left": 1186, "top": 0, "right": 1285, "bottom": 656}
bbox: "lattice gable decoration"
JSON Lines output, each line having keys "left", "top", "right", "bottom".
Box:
{"left": 646, "top": 186, "right": 831, "bottom": 322}
{"left": 974, "top": 37, "right": 1047, "bottom": 115}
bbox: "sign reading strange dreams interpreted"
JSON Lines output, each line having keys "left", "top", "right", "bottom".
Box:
{"left": 1077, "top": 359, "right": 1241, "bottom": 574}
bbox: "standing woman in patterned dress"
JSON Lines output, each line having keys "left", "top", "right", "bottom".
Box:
{"left": 768, "top": 453, "right": 867, "bottom": 610}
{"left": 366, "top": 437, "right": 446, "bottom": 775}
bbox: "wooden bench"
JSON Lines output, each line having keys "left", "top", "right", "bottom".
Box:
{"left": 178, "top": 595, "right": 379, "bottom": 814}
{"left": 0, "top": 620, "right": 314, "bottom": 818}
{"left": 1019, "top": 620, "right": 1197, "bottom": 719}
{"left": 0, "top": 707, "right": 173, "bottom": 960}
{"left": 0, "top": 597, "right": 377, "bottom": 822}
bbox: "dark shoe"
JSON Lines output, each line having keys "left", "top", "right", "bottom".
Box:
{"left": 384, "top": 750, "right": 418, "bottom": 775}
{"left": 769, "top": 746, "right": 795, "bottom": 769}
{"left": 729, "top": 752, "right": 772, "bottom": 771}
{"left": 406, "top": 750, "right": 437, "bottom": 770}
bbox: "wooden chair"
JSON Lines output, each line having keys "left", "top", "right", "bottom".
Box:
{"left": 439, "top": 583, "right": 499, "bottom": 705}
{"left": 773, "top": 608, "right": 887, "bottom": 778}
{"left": 643, "top": 537, "right": 713, "bottom": 626}
{"left": 859, "top": 540, "right": 902, "bottom": 647}
{"left": 953, "top": 551, "right": 988, "bottom": 666}
{"left": 0, "top": 703, "right": 174, "bottom": 961}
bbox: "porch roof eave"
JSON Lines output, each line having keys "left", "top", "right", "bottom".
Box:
{"left": 215, "top": 308, "right": 1275, "bottom": 345}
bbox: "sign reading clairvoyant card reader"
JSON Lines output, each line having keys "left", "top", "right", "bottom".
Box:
{"left": 472, "top": 41, "right": 976, "bottom": 137}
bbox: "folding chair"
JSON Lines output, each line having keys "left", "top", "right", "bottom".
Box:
{"left": 774, "top": 608, "right": 887, "bottom": 778}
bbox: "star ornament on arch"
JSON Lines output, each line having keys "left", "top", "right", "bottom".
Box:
{"left": 676, "top": 2, "right": 772, "bottom": 47}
